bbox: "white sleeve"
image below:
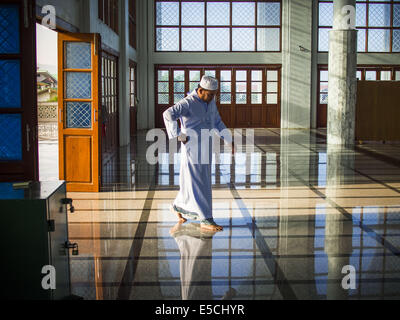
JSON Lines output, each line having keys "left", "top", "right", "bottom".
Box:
{"left": 163, "top": 101, "right": 189, "bottom": 140}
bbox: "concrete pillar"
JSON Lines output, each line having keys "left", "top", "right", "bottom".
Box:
{"left": 327, "top": 0, "right": 357, "bottom": 146}
{"left": 281, "top": 0, "right": 313, "bottom": 129}
{"left": 118, "top": 0, "right": 130, "bottom": 147}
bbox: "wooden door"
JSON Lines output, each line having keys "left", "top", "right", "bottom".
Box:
{"left": 0, "top": 0, "right": 38, "bottom": 182}
{"left": 58, "top": 33, "right": 101, "bottom": 192}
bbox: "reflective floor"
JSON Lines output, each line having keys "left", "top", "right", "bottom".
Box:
{"left": 58, "top": 129, "right": 400, "bottom": 300}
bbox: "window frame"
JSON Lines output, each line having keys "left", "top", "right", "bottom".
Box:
{"left": 318, "top": 0, "right": 400, "bottom": 53}
{"left": 154, "top": 0, "right": 282, "bottom": 53}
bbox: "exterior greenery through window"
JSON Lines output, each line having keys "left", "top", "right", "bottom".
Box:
{"left": 155, "top": 0, "right": 282, "bottom": 52}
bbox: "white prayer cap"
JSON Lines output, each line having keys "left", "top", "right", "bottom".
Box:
{"left": 199, "top": 76, "right": 218, "bottom": 91}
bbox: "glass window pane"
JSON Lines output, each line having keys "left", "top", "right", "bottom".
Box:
{"left": 251, "top": 94, "right": 262, "bottom": 104}
{"left": 0, "top": 60, "right": 21, "bottom": 108}
{"left": 258, "top": 2, "right": 280, "bottom": 26}
{"left": 365, "top": 71, "right": 376, "bottom": 81}
{"left": 380, "top": 71, "right": 391, "bottom": 81}
{"left": 174, "top": 71, "right": 185, "bottom": 81}
{"left": 356, "top": 3, "right": 366, "bottom": 27}
{"left": 236, "top": 71, "right": 247, "bottom": 81}
{"left": 66, "top": 72, "right": 92, "bottom": 99}
{"left": 319, "top": 28, "right": 330, "bottom": 52}
{"left": 368, "top": 29, "right": 390, "bottom": 52}
{"left": 156, "top": 2, "right": 179, "bottom": 25}
{"left": 0, "top": 4, "right": 20, "bottom": 54}
{"left": 368, "top": 4, "right": 391, "bottom": 27}
{"left": 393, "top": 30, "right": 400, "bottom": 52}
{"left": 257, "top": 28, "right": 280, "bottom": 51}
{"left": 356, "top": 71, "right": 362, "bottom": 80}
{"left": 220, "top": 94, "right": 231, "bottom": 104}
{"left": 0, "top": 114, "right": 22, "bottom": 161}
{"left": 174, "top": 94, "right": 185, "bottom": 103}
{"left": 267, "top": 71, "right": 278, "bottom": 81}
{"left": 207, "top": 2, "right": 230, "bottom": 26}
{"left": 320, "top": 70, "right": 328, "bottom": 82}
{"left": 267, "top": 94, "right": 278, "bottom": 104}
{"left": 319, "top": 3, "right": 333, "bottom": 27}
{"left": 395, "top": 71, "right": 400, "bottom": 81}
{"left": 357, "top": 29, "right": 366, "bottom": 52}
{"left": 156, "top": 28, "right": 179, "bottom": 51}
{"left": 189, "top": 82, "right": 198, "bottom": 92}
{"left": 182, "top": 2, "right": 204, "bottom": 26}
{"left": 182, "top": 28, "right": 205, "bottom": 51}
{"left": 320, "top": 82, "right": 328, "bottom": 93}
{"left": 66, "top": 42, "right": 92, "bottom": 69}
{"left": 174, "top": 82, "right": 185, "bottom": 92}
{"left": 66, "top": 102, "right": 92, "bottom": 129}
{"left": 158, "top": 94, "right": 169, "bottom": 104}
{"left": 207, "top": 28, "right": 230, "bottom": 51}
{"left": 252, "top": 71, "right": 262, "bottom": 81}
{"left": 221, "top": 82, "right": 231, "bottom": 93}
{"left": 158, "top": 70, "right": 169, "bottom": 81}
{"left": 232, "top": 28, "right": 255, "bottom": 51}
{"left": 236, "top": 82, "right": 247, "bottom": 93}
{"left": 205, "top": 70, "right": 216, "bottom": 77}
{"left": 267, "top": 82, "right": 278, "bottom": 93}
{"left": 394, "top": 5, "right": 400, "bottom": 27}
{"left": 320, "top": 93, "right": 328, "bottom": 104}
{"left": 232, "top": 2, "right": 255, "bottom": 26}
{"left": 190, "top": 71, "right": 201, "bottom": 81}
{"left": 220, "top": 71, "right": 231, "bottom": 82}
{"left": 252, "top": 82, "right": 262, "bottom": 92}
{"left": 236, "top": 94, "right": 247, "bottom": 104}
{"left": 158, "top": 82, "right": 169, "bottom": 92}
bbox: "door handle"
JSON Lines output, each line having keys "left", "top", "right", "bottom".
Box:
{"left": 59, "top": 109, "right": 63, "bottom": 123}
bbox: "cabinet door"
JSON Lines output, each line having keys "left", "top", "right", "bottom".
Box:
{"left": 0, "top": 0, "right": 38, "bottom": 181}
{"left": 58, "top": 33, "right": 101, "bottom": 192}
{"left": 47, "top": 183, "right": 71, "bottom": 300}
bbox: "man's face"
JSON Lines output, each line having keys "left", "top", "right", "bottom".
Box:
{"left": 198, "top": 88, "right": 217, "bottom": 103}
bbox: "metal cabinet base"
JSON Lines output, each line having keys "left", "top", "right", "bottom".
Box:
{"left": 0, "top": 181, "right": 75, "bottom": 300}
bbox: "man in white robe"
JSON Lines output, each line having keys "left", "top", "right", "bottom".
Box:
{"left": 163, "top": 76, "right": 233, "bottom": 232}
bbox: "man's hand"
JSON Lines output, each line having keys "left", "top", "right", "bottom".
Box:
{"left": 178, "top": 133, "right": 189, "bottom": 145}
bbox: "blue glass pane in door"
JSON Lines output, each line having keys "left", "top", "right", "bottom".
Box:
{"left": 66, "top": 72, "right": 92, "bottom": 99}
{"left": 0, "top": 60, "right": 21, "bottom": 108}
{"left": 66, "top": 102, "right": 92, "bottom": 128}
{"left": 0, "top": 114, "right": 22, "bottom": 161}
{"left": 0, "top": 5, "right": 20, "bottom": 54}
{"left": 66, "top": 42, "right": 92, "bottom": 69}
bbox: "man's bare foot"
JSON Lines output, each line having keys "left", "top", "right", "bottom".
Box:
{"left": 170, "top": 206, "right": 187, "bottom": 223}
{"left": 200, "top": 223, "right": 223, "bottom": 232}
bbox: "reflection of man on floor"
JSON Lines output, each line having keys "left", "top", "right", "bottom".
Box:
{"left": 163, "top": 76, "right": 234, "bottom": 232}
{"left": 170, "top": 222, "right": 237, "bottom": 300}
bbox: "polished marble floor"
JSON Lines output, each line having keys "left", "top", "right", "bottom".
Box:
{"left": 41, "top": 129, "right": 400, "bottom": 300}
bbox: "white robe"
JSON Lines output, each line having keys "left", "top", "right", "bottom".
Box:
{"left": 163, "top": 89, "right": 232, "bottom": 220}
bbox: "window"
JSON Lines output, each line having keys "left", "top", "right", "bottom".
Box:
{"left": 155, "top": 0, "right": 281, "bottom": 52}
{"left": 101, "top": 52, "right": 119, "bottom": 153}
{"left": 319, "top": 70, "right": 328, "bottom": 105}
{"left": 155, "top": 65, "right": 281, "bottom": 128}
{"left": 318, "top": 0, "right": 400, "bottom": 53}
{"left": 98, "top": 0, "right": 119, "bottom": 34}
{"left": 129, "top": 1, "right": 137, "bottom": 49}
{"left": 129, "top": 62, "right": 137, "bottom": 108}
